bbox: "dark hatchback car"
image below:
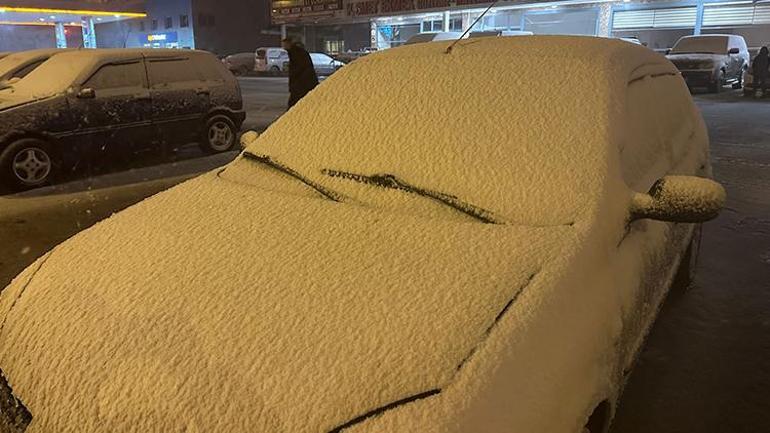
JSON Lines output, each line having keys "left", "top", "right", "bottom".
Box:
{"left": 0, "top": 49, "right": 244, "bottom": 191}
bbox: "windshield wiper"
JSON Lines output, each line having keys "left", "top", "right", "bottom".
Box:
{"left": 321, "top": 169, "right": 504, "bottom": 224}
{"left": 241, "top": 151, "right": 343, "bottom": 202}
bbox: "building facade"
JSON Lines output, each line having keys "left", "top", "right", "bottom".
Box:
{"left": 273, "top": 0, "right": 770, "bottom": 53}
{"left": 0, "top": 0, "right": 280, "bottom": 55}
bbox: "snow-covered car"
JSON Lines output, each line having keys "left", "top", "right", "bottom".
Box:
{"left": 666, "top": 34, "right": 749, "bottom": 93}
{"left": 222, "top": 52, "right": 256, "bottom": 76}
{"left": 0, "top": 48, "right": 244, "bottom": 191}
{"left": 0, "top": 36, "right": 725, "bottom": 433}
{"left": 0, "top": 49, "right": 70, "bottom": 83}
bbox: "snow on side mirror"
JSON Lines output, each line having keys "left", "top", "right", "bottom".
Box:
{"left": 77, "top": 88, "right": 95, "bottom": 99}
{"left": 239, "top": 130, "right": 259, "bottom": 149}
{"left": 630, "top": 176, "right": 726, "bottom": 223}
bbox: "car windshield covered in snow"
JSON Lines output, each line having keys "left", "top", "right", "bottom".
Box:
{"left": 234, "top": 37, "right": 664, "bottom": 227}
{"left": 670, "top": 36, "right": 728, "bottom": 54}
{"left": 0, "top": 52, "right": 93, "bottom": 98}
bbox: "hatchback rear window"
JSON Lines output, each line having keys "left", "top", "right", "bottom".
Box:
{"left": 147, "top": 58, "right": 199, "bottom": 85}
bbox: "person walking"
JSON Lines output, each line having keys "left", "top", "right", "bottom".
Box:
{"left": 751, "top": 46, "right": 770, "bottom": 97}
{"left": 282, "top": 38, "right": 319, "bottom": 108}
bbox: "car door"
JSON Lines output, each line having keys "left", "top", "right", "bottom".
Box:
{"left": 70, "top": 58, "right": 153, "bottom": 157}
{"left": 614, "top": 72, "right": 705, "bottom": 371}
{"left": 146, "top": 55, "right": 209, "bottom": 146}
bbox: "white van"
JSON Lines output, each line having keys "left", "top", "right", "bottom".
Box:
{"left": 404, "top": 32, "right": 464, "bottom": 45}
{"left": 255, "top": 47, "right": 287, "bottom": 72}
{"left": 468, "top": 30, "right": 534, "bottom": 38}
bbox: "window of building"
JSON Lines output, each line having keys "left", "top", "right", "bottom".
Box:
{"left": 151, "top": 19, "right": 158, "bottom": 30}
{"left": 165, "top": 17, "right": 173, "bottom": 29}
{"left": 449, "top": 17, "right": 462, "bottom": 31}
{"left": 421, "top": 19, "right": 443, "bottom": 32}
{"left": 139, "top": 20, "right": 145, "bottom": 32}
{"left": 180, "top": 14, "right": 189, "bottom": 28}
{"left": 147, "top": 59, "right": 199, "bottom": 86}
{"left": 198, "top": 13, "right": 206, "bottom": 26}
{"left": 84, "top": 62, "right": 145, "bottom": 90}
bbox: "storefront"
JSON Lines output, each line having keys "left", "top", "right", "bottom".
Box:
{"left": 276, "top": 0, "right": 770, "bottom": 53}
{"left": 0, "top": 2, "right": 146, "bottom": 51}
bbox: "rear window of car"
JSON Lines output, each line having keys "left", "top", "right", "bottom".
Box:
{"left": 194, "top": 55, "right": 227, "bottom": 81}
{"left": 84, "top": 61, "right": 145, "bottom": 90}
{"left": 147, "top": 58, "right": 199, "bottom": 85}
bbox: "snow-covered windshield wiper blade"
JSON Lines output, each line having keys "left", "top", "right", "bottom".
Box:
{"left": 321, "top": 169, "right": 504, "bottom": 224}
{"left": 242, "top": 151, "right": 343, "bottom": 202}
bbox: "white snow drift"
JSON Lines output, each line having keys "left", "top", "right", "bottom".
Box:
{"left": 0, "top": 36, "right": 723, "bottom": 433}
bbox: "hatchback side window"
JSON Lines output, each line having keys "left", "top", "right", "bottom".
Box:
{"left": 84, "top": 61, "right": 146, "bottom": 90}
{"left": 147, "top": 59, "right": 200, "bottom": 87}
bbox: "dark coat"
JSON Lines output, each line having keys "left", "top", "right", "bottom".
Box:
{"left": 287, "top": 45, "right": 319, "bottom": 107}
{"left": 752, "top": 50, "right": 769, "bottom": 78}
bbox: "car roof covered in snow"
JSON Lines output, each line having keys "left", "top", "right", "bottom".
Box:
{"left": 241, "top": 35, "right": 677, "bottom": 226}
{"left": 5, "top": 48, "right": 215, "bottom": 98}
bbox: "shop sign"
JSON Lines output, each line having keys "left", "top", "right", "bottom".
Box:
{"left": 346, "top": 0, "right": 496, "bottom": 17}
{"left": 271, "top": 0, "right": 343, "bottom": 23}
{"left": 141, "top": 32, "right": 178, "bottom": 43}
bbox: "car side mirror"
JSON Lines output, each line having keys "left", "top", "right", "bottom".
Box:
{"left": 630, "top": 176, "right": 726, "bottom": 223}
{"left": 77, "top": 87, "right": 95, "bottom": 99}
{"left": 239, "top": 130, "right": 259, "bottom": 149}
{"left": 665, "top": 49, "right": 671, "bottom": 55}
{"left": 728, "top": 48, "right": 740, "bottom": 54}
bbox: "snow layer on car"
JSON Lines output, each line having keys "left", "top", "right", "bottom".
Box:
{"left": 242, "top": 35, "right": 677, "bottom": 227}
{"left": 0, "top": 36, "right": 690, "bottom": 433}
{"left": 0, "top": 171, "right": 573, "bottom": 433}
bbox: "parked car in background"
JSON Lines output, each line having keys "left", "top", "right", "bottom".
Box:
{"left": 282, "top": 52, "right": 345, "bottom": 76}
{"left": 0, "top": 49, "right": 244, "bottom": 191}
{"left": 0, "top": 36, "right": 725, "bottom": 433}
{"left": 255, "top": 47, "right": 287, "bottom": 73}
{"left": 404, "top": 31, "right": 464, "bottom": 45}
{"left": 310, "top": 52, "right": 345, "bottom": 75}
{"left": 468, "top": 30, "right": 534, "bottom": 38}
{"left": 666, "top": 34, "right": 749, "bottom": 93}
{"left": 222, "top": 52, "right": 255, "bottom": 76}
{"left": 0, "top": 48, "right": 70, "bottom": 83}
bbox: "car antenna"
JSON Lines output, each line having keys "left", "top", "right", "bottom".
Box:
{"left": 445, "top": 0, "right": 501, "bottom": 54}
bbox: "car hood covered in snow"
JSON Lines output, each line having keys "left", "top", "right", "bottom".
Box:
{"left": 0, "top": 173, "right": 573, "bottom": 432}
{"left": 666, "top": 53, "right": 725, "bottom": 68}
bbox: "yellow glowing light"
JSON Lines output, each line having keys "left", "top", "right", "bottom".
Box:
{"left": 0, "top": 20, "right": 83, "bottom": 26}
{"left": 0, "top": 6, "right": 146, "bottom": 18}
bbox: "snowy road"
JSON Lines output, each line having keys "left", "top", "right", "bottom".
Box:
{"left": 0, "top": 83, "right": 768, "bottom": 432}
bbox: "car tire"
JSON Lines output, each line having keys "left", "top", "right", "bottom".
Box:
{"left": 673, "top": 225, "right": 702, "bottom": 290}
{"left": 0, "top": 138, "right": 56, "bottom": 192}
{"left": 199, "top": 115, "right": 237, "bottom": 154}
{"left": 270, "top": 65, "right": 280, "bottom": 75}
{"left": 238, "top": 66, "right": 249, "bottom": 76}
{"left": 709, "top": 70, "right": 724, "bottom": 93}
